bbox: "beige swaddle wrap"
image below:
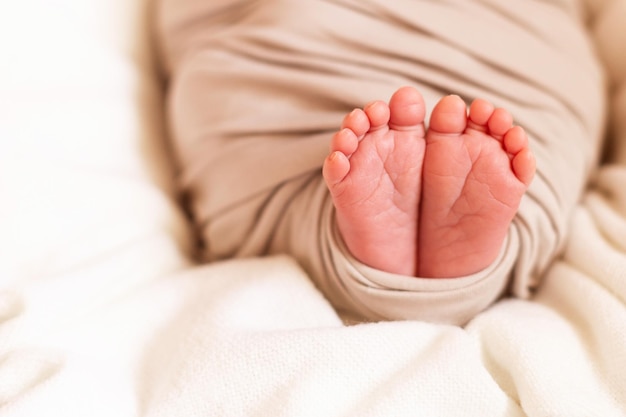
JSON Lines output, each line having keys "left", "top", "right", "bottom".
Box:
{"left": 156, "top": 0, "right": 606, "bottom": 324}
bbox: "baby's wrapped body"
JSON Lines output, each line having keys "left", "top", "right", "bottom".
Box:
{"left": 156, "top": 0, "right": 605, "bottom": 324}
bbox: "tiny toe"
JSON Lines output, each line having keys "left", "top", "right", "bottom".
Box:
{"left": 363, "top": 100, "right": 390, "bottom": 131}
{"left": 428, "top": 95, "right": 468, "bottom": 135}
{"left": 342, "top": 108, "right": 370, "bottom": 137}
{"left": 468, "top": 99, "right": 495, "bottom": 130}
{"left": 512, "top": 148, "right": 536, "bottom": 186}
{"left": 323, "top": 151, "right": 351, "bottom": 187}
{"left": 503, "top": 126, "right": 528, "bottom": 155}
{"left": 330, "top": 128, "right": 359, "bottom": 156}
{"left": 388, "top": 86, "right": 426, "bottom": 133}
{"left": 487, "top": 108, "right": 513, "bottom": 137}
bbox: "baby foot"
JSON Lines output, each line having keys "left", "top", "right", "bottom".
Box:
{"left": 418, "top": 95, "right": 535, "bottom": 278}
{"left": 323, "top": 86, "right": 426, "bottom": 275}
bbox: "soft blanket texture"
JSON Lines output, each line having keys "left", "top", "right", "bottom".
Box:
{"left": 1, "top": 0, "right": 626, "bottom": 416}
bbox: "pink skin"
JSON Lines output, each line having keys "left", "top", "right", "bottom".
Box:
{"left": 418, "top": 95, "right": 535, "bottom": 277}
{"left": 323, "top": 87, "right": 535, "bottom": 278}
{"left": 323, "top": 87, "right": 426, "bottom": 276}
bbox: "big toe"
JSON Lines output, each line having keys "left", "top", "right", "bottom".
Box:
{"left": 388, "top": 86, "right": 426, "bottom": 133}
{"left": 428, "top": 95, "right": 468, "bottom": 135}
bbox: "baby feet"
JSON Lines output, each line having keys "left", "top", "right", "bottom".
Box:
{"left": 418, "top": 95, "right": 535, "bottom": 277}
{"left": 323, "top": 87, "right": 426, "bottom": 276}
{"left": 324, "top": 87, "right": 535, "bottom": 278}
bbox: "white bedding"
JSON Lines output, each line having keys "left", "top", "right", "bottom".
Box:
{"left": 1, "top": 0, "right": 625, "bottom": 416}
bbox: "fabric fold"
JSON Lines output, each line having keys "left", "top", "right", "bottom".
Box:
{"left": 157, "top": 0, "right": 606, "bottom": 324}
